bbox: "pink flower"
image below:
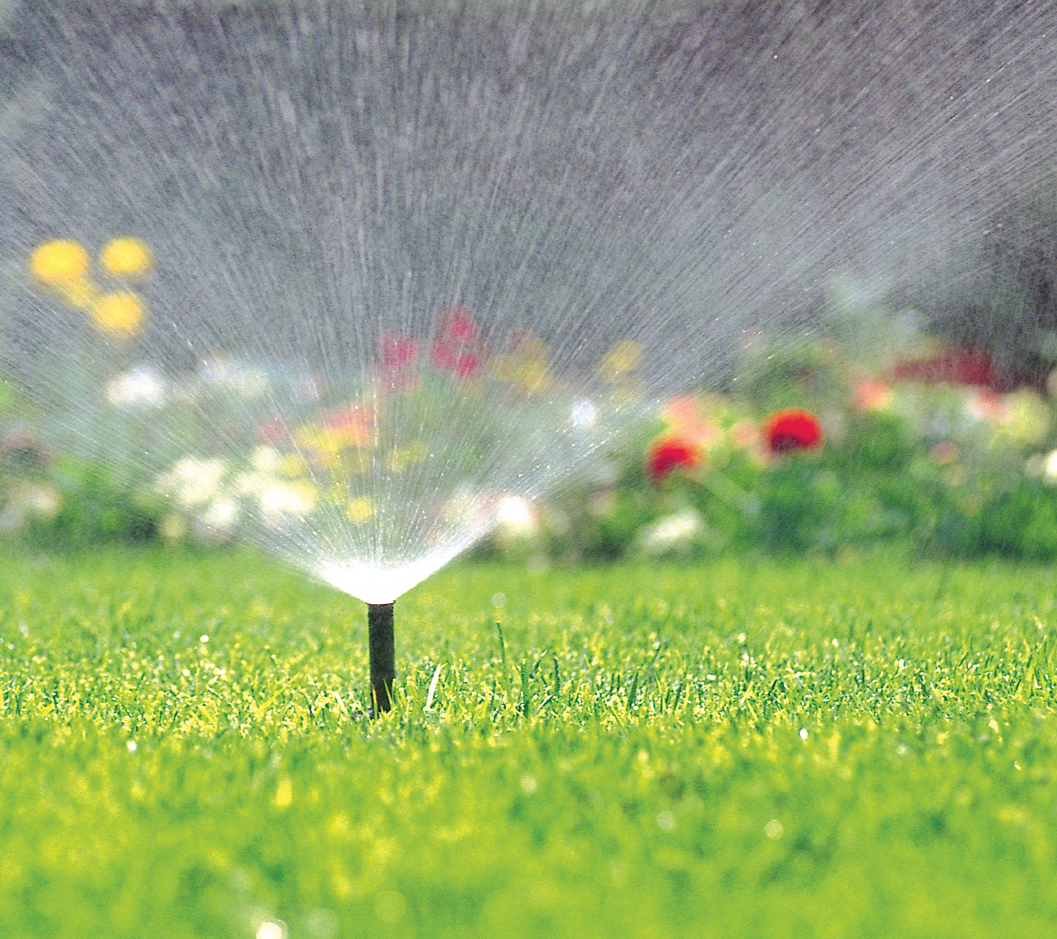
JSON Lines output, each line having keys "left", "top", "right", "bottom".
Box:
{"left": 433, "top": 347, "right": 479, "bottom": 379}
{"left": 662, "top": 396, "right": 719, "bottom": 447}
{"left": 320, "top": 404, "right": 373, "bottom": 447}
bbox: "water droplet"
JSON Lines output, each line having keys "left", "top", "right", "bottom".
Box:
{"left": 571, "top": 399, "right": 597, "bottom": 427}
{"left": 764, "top": 819, "right": 784, "bottom": 840}
{"left": 304, "top": 909, "right": 338, "bottom": 939}
{"left": 375, "top": 891, "right": 406, "bottom": 924}
{"left": 275, "top": 778, "right": 293, "bottom": 808}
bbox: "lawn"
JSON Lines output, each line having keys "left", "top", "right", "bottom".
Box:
{"left": 1, "top": 546, "right": 1056, "bottom": 938}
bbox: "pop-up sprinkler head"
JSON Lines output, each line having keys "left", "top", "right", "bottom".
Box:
{"left": 367, "top": 602, "right": 395, "bottom": 716}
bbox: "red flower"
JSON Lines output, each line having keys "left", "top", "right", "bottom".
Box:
{"left": 646, "top": 434, "right": 702, "bottom": 483}
{"left": 375, "top": 332, "right": 421, "bottom": 391}
{"left": 439, "top": 306, "right": 479, "bottom": 344}
{"left": 431, "top": 306, "right": 481, "bottom": 379}
{"left": 378, "top": 332, "right": 419, "bottom": 367}
{"left": 430, "top": 341, "right": 479, "bottom": 379}
{"left": 763, "top": 409, "right": 823, "bottom": 455}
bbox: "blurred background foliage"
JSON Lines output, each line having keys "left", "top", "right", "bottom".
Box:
{"left": 12, "top": 176, "right": 1057, "bottom": 563}
{"left": 8, "top": 265, "right": 1057, "bottom": 564}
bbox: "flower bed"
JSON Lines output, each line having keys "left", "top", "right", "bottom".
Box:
{"left": 8, "top": 238, "right": 1057, "bottom": 561}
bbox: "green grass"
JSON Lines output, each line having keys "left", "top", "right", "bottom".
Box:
{"left": 2, "top": 546, "right": 1057, "bottom": 938}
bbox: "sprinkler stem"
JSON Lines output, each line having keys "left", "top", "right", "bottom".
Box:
{"left": 367, "top": 602, "right": 395, "bottom": 716}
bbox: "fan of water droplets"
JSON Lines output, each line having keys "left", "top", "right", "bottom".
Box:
{"left": 1, "top": 1, "right": 1056, "bottom": 604}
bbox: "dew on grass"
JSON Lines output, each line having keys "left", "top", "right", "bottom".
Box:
{"left": 303, "top": 909, "right": 339, "bottom": 939}
{"left": 374, "top": 891, "right": 406, "bottom": 925}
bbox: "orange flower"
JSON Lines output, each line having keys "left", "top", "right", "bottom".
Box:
{"left": 855, "top": 380, "right": 893, "bottom": 411}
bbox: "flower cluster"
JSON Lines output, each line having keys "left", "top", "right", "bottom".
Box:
{"left": 29, "top": 237, "right": 153, "bottom": 340}
{"left": 376, "top": 306, "right": 640, "bottom": 399}
{"left": 141, "top": 312, "right": 649, "bottom": 545}
{"left": 517, "top": 327, "right": 1057, "bottom": 562}
{"left": 154, "top": 447, "right": 321, "bottom": 543}
{"left": 645, "top": 397, "right": 823, "bottom": 485}
{"left": 28, "top": 239, "right": 1057, "bottom": 566}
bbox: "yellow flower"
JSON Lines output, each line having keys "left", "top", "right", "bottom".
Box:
{"left": 346, "top": 496, "right": 375, "bottom": 522}
{"left": 597, "top": 340, "right": 642, "bottom": 382}
{"left": 515, "top": 359, "right": 551, "bottom": 392}
{"left": 99, "top": 237, "right": 153, "bottom": 279}
{"left": 403, "top": 440, "right": 430, "bottom": 463}
{"left": 30, "top": 239, "right": 90, "bottom": 286}
{"left": 91, "top": 291, "right": 145, "bottom": 337}
{"left": 280, "top": 453, "right": 307, "bottom": 477}
{"left": 382, "top": 442, "right": 429, "bottom": 472}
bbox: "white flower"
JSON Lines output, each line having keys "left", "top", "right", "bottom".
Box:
{"left": 258, "top": 479, "right": 317, "bottom": 527}
{"left": 571, "top": 400, "right": 597, "bottom": 428}
{"left": 637, "top": 508, "right": 705, "bottom": 555}
{"left": 1044, "top": 450, "right": 1057, "bottom": 484}
{"left": 198, "top": 357, "right": 270, "bottom": 397}
{"left": 201, "top": 495, "right": 240, "bottom": 532}
{"left": 156, "top": 456, "right": 229, "bottom": 506}
{"left": 251, "top": 445, "right": 281, "bottom": 472}
{"left": 106, "top": 365, "right": 167, "bottom": 409}
{"left": 233, "top": 470, "right": 268, "bottom": 497}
